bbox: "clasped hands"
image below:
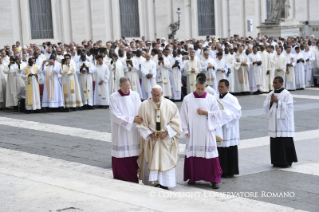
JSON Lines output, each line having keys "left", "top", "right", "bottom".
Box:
{"left": 270, "top": 93, "right": 278, "bottom": 103}
{"left": 150, "top": 131, "right": 168, "bottom": 141}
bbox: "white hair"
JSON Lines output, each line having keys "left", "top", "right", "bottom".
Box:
{"left": 152, "top": 84, "right": 162, "bottom": 91}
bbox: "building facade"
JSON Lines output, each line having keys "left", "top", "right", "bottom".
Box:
{"left": 0, "top": 0, "right": 319, "bottom": 47}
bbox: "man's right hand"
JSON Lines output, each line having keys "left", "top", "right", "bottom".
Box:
{"left": 150, "top": 133, "right": 158, "bottom": 141}
{"left": 133, "top": 116, "right": 143, "bottom": 124}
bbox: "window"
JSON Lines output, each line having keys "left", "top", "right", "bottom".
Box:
{"left": 197, "top": 0, "right": 215, "bottom": 36}
{"left": 119, "top": 0, "right": 140, "bottom": 37}
{"left": 266, "top": 0, "right": 270, "bottom": 19}
{"left": 29, "top": 0, "right": 54, "bottom": 39}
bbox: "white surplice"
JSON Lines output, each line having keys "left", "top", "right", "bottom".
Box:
{"left": 94, "top": 64, "right": 110, "bottom": 106}
{"left": 21, "top": 65, "right": 42, "bottom": 110}
{"left": 42, "top": 63, "right": 64, "bottom": 108}
{"left": 123, "top": 58, "right": 143, "bottom": 98}
{"left": 156, "top": 57, "right": 172, "bottom": 97}
{"left": 248, "top": 53, "right": 263, "bottom": 92}
{"left": 180, "top": 92, "right": 222, "bottom": 159}
{"left": 169, "top": 56, "right": 183, "bottom": 100}
{"left": 76, "top": 60, "right": 95, "bottom": 106}
{"left": 263, "top": 89, "right": 295, "bottom": 138}
{"left": 216, "top": 93, "right": 242, "bottom": 147}
{"left": 294, "top": 52, "right": 306, "bottom": 89}
{"left": 259, "top": 51, "right": 269, "bottom": 92}
{"left": 200, "top": 57, "right": 217, "bottom": 91}
{"left": 110, "top": 90, "right": 141, "bottom": 158}
{"left": 303, "top": 51, "right": 315, "bottom": 87}
{"left": 285, "top": 53, "right": 296, "bottom": 90}
{"left": 141, "top": 60, "right": 157, "bottom": 100}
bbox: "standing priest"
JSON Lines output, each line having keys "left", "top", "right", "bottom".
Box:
{"left": 180, "top": 78, "right": 222, "bottom": 189}
{"left": 109, "top": 77, "right": 142, "bottom": 183}
{"left": 263, "top": 76, "right": 298, "bottom": 168}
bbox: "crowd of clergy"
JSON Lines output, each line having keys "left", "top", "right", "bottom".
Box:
{"left": 0, "top": 34, "right": 301, "bottom": 189}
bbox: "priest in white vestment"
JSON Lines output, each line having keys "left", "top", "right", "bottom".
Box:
{"left": 267, "top": 49, "right": 277, "bottom": 91}
{"left": 111, "top": 50, "right": 125, "bottom": 93}
{"left": 123, "top": 51, "right": 143, "bottom": 98}
{"left": 263, "top": 76, "right": 298, "bottom": 168}
{"left": 274, "top": 48, "right": 287, "bottom": 84}
{"left": 41, "top": 55, "right": 64, "bottom": 109}
{"left": 200, "top": 51, "right": 217, "bottom": 92}
{"left": 284, "top": 47, "right": 296, "bottom": 91}
{"left": 21, "top": 58, "right": 42, "bottom": 112}
{"left": 248, "top": 47, "right": 263, "bottom": 93}
{"left": 105, "top": 50, "right": 116, "bottom": 95}
{"left": 259, "top": 46, "right": 270, "bottom": 93}
{"left": 76, "top": 53, "right": 95, "bottom": 109}
{"left": 294, "top": 47, "right": 306, "bottom": 89}
{"left": 110, "top": 77, "right": 142, "bottom": 183}
{"left": 156, "top": 50, "right": 172, "bottom": 97}
{"left": 216, "top": 79, "right": 241, "bottom": 178}
{"left": 224, "top": 48, "right": 235, "bottom": 93}
{"left": 185, "top": 50, "right": 201, "bottom": 94}
{"left": 180, "top": 78, "right": 222, "bottom": 189}
{"left": 214, "top": 52, "right": 228, "bottom": 85}
{"left": 0, "top": 57, "right": 7, "bottom": 109}
{"left": 137, "top": 85, "right": 182, "bottom": 189}
{"left": 169, "top": 50, "right": 184, "bottom": 100}
{"left": 60, "top": 54, "right": 83, "bottom": 111}
{"left": 303, "top": 46, "right": 315, "bottom": 87}
{"left": 141, "top": 54, "right": 157, "bottom": 100}
{"left": 94, "top": 55, "right": 110, "bottom": 107}
{"left": 233, "top": 46, "right": 250, "bottom": 94}
{"left": 134, "top": 50, "right": 146, "bottom": 80}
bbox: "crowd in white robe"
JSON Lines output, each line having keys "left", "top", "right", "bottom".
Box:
{"left": 0, "top": 34, "right": 318, "bottom": 111}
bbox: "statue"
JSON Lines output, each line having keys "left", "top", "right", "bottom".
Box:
{"left": 267, "top": 0, "right": 290, "bottom": 21}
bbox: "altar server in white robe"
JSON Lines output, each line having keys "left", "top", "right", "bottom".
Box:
{"left": 233, "top": 46, "right": 250, "bottom": 94}
{"left": 259, "top": 46, "right": 270, "bottom": 93}
{"left": 94, "top": 55, "right": 110, "bottom": 107}
{"left": 41, "top": 55, "right": 64, "bottom": 109}
{"left": 215, "top": 52, "right": 228, "bottom": 86}
{"left": 274, "top": 48, "right": 287, "bottom": 83}
{"left": 263, "top": 76, "right": 298, "bottom": 168}
{"left": 21, "top": 58, "right": 42, "bottom": 112}
{"left": 137, "top": 85, "right": 182, "bottom": 189}
{"left": 123, "top": 51, "right": 143, "bottom": 98}
{"left": 200, "top": 51, "right": 217, "bottom": 91}
{"left": 169, "top": 50, "right": 183, "bottom": 100}
{"left": 180, "top": 78, "right": 222, "bottom": 189}
{"left": 4, "top": 58, "right": 24, "bottom": 108}
{"left": 60, "top": 54, "right": 83, "bottom": 111}
{"left": 303, "top": 46, "right": 315, "bottom": 87}
{"left": 110, "top": 77, "right": 142, "bottom": 183}
{"left": 156, "top": 49, "right": 172, "bottom": 97}
{"left": 248, "top": 46, "right": 263, "bottom": 94}
{"left": 0, "top": 57, "right": 7, "bottom": 109}
{"left": 196, "top": 73, "right": 217, "bottom": 96}
{"left": 77, "top": 53, "right": 95, "bottom": 109}
{"left": 141, "top": 54, "right": 156, "bottom": 100}
{"left": 284, "top": 47, "right": 296, "bottom": 91}
{"left": 294, "top": 47, "right": 306, "bottom": 89}
{"left": 216, "top": 79, "right": 241, "bottom": 178}
{"left": 224, "top": 48, "right": 235, "bottom": 93}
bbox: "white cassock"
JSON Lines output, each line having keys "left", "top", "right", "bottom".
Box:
{"left": 21, "top": 65, "right": 42, "bottom": 110}
{"left": 4, "top": 64, "right": 25, "bottom": 107}
{"left": 200, "top": 57, "right": 217, "bottom": 91}
{"left": 41, "top": 63, "right": 64, "bottom": 108}
{"left": 263, "top": 89, "right": 295, "bottom": 138}
{"left": 303, "top": 51, "right": 315, "bottom": 87}
{"left": 259, "top": 51, "right": 269, "bottom": 92}
{"left": 169, "top": 56, "right": 183, "bottom": 100}
{"left": 233, "top": 53, "right": 250, "bottom": 93}
{"left": 112, "top": 60, "right": 125, "bottom": 93}
{"left": 141, "top": 60, "right": 156, "bottom": 100}
{"left": 76, "top": 60, "right": 95, "bottom": 106}
{"left": 0, "top": 63, "right": 7, "bottom": 108}
{"left": 248, "top": 53, "right": 263, "bottom": 92}
{"left": 268, "top": 53, "right": 276, "bottom": 90}
{"left": 274, "top": 54, "right": 287, "bottom": 82}
{"left": 285, "top": 53, "right": 296, "bottom": 90}
{"left": 105, "top": 58, "right": 115, "bottom": 94}
{"left": 294, "top": 52, "right": 306, "bottom": 89}
{"left": 224, "top": 54, "right": 235, "bottom": 93}
{"left": 185, "top": 58, "right": 201, "bottom": 94}
{"left": 123, "top": 58, "right": 143, "bottom": 98}
{"left": 216, "top": 93, "right": 241, "bottom": 148}
{"left": 60, "top": 64, "right": 83, "bottom": 108}
{"left": 180, "top": 92, "right": 222, "bottom": 183}
{"left": 156, "top": 57, "right": 172, "bottom": 97}
{"left": 94, "top": 64, "right": 110, "bottom": 106}
{"left": 215, "top": 58, "right": 228, "bottom": 84}
{"left": 134, "top": 56, "right": 146, "bottom": 80}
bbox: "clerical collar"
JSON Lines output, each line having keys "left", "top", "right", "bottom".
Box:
{"left": 219, "top": 92, "right": 228, "bottom": 99}
{"left": 118, "top": 89, "right": 130, "bottom": 96}
{"left": 193, "top": 91, "right": 207, "bottom": 98}
{"left": 274, "top": 87, "right": 284, "bottom": 93}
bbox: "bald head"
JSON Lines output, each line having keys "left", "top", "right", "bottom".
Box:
{"left": 145, "top": 53, "right": 151, "bottom": 61}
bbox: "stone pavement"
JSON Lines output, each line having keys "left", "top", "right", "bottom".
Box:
{"left": 0, "top": 88, "right": 318, "bottom": 211}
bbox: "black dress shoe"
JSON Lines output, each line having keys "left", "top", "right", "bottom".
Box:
{"left": 155, "top": 184, "right": 169, "bottom": 190}
{"left": 211, "top": 183, "right": 219, "bottom": 189}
